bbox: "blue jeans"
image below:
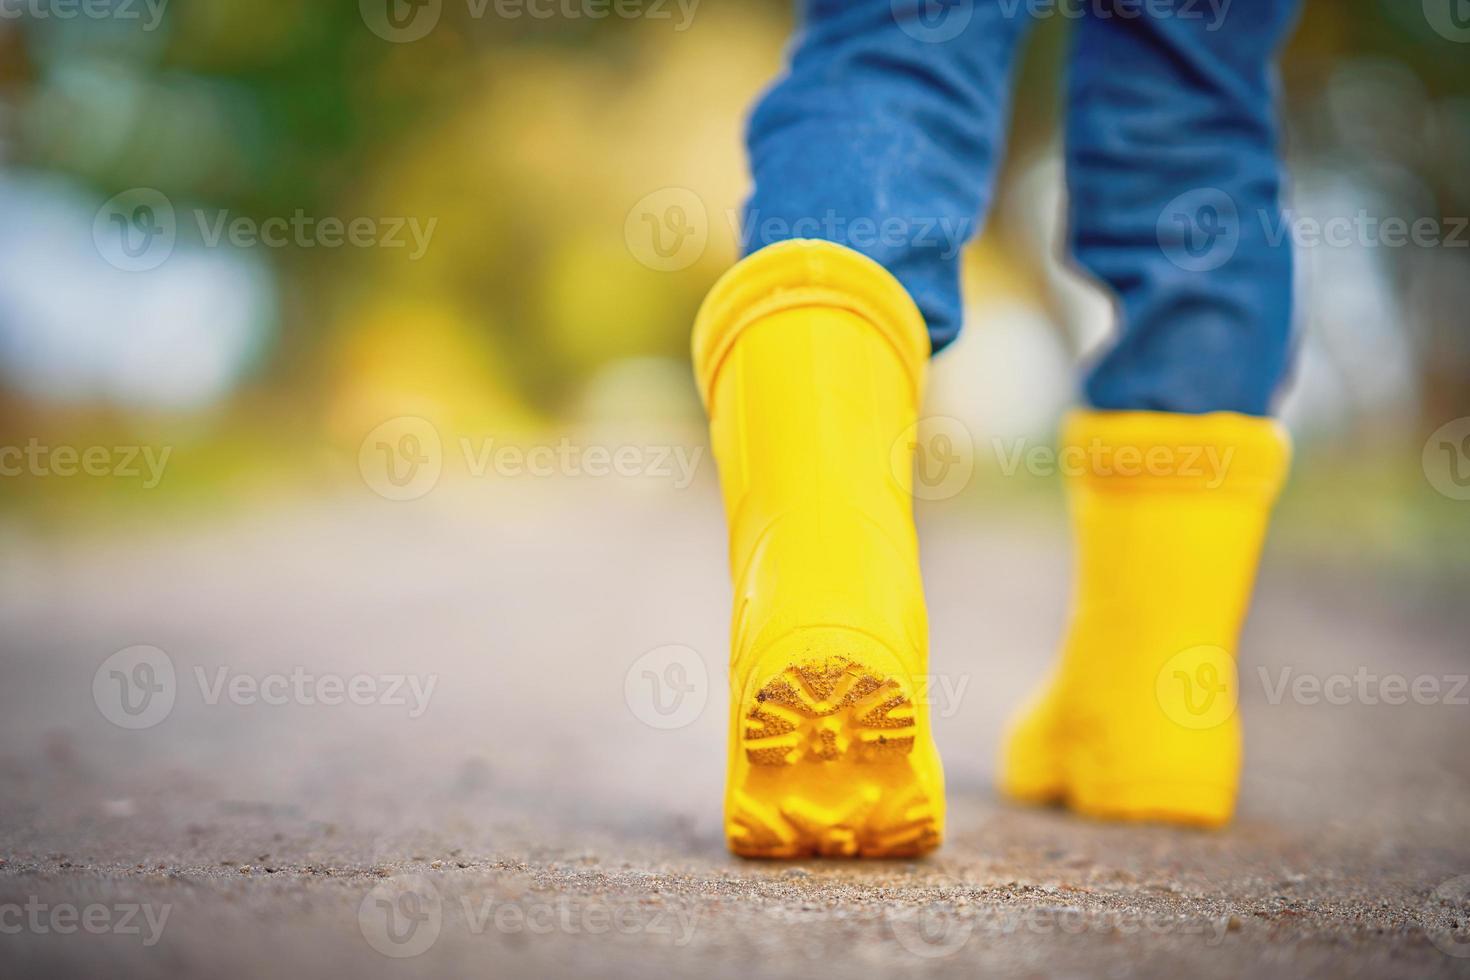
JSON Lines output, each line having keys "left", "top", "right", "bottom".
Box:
{"left": 742, "top": 0, "right": 1300, "bottom": 416}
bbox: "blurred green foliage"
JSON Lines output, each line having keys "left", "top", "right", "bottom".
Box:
{"left": 6, "top": 0, "right": 1468, "bottom": 414}
{"left": 0, "top": 0, "right": 1466, "bottom": 566}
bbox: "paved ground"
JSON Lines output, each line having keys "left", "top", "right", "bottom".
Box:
{"left": 1, "top": 477, "right": 1468, "bottom": 978}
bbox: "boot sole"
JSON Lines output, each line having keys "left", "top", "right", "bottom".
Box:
{"left": 726, "top": 640, "right": 942, "bottom": 858}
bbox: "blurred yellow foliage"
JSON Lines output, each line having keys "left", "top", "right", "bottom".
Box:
{"left": 329, "top": 299, "right": 537, "bottom": 443}
{"left": 324, "top": 10, "right": 784, "bottom": 434}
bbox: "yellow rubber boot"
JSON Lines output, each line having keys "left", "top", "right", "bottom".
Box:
{"left": 1000, "top": 410, "right": 1290, "bottom": 827}
{"left": 693, "top": 240, "right": 944, "bottom": 858}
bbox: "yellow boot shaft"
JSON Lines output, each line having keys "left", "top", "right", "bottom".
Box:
{"left": 1001, "top": 410, "right": 1289, "bottom": 826}
{"left": 694, "top": 241, "right": 944, "bottom": 858}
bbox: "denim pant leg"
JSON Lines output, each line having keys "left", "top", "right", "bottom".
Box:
{"left": 743, "top": 0, "right": 1036, "bottom": 352}
{"left": 1067, "top": 0, "right": 1302, "bottom": 416}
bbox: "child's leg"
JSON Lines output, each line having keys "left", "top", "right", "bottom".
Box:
{"left": 1068, "top": 0, "right": 1300, "bottom": 415}
{"left": 742, "top": 0, "right": 1036, "bottom": 351}
{"left": 696, "top": 2, "right": 1033, "bottom": 857}
{"left": 1001, "top": 0, "right": 1300, "bottom": 826}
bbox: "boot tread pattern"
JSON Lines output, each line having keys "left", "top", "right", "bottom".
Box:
{"left": 729, "top": 657, "right": 938, "bottom": 858}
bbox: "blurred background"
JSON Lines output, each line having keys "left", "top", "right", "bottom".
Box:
{"left": 1, "top": 4, "right": 1469, "bottom": 977}
{"left": 0, "top": 0, "right": 1466, "bottom": 574}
